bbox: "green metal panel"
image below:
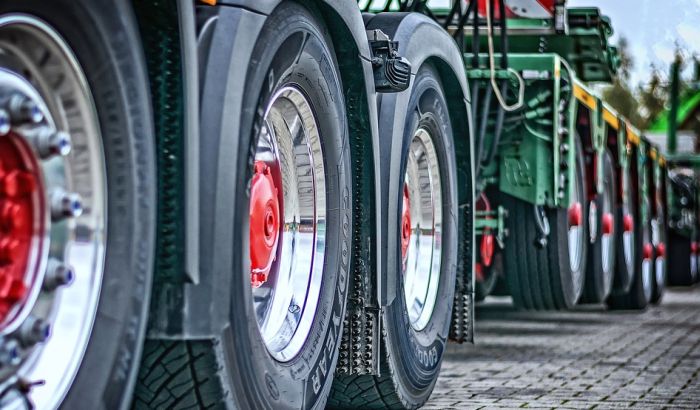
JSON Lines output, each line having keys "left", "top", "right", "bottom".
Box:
{"left": 468, "top": 8, "right": 619, "bottom": 82}
{"left": 468, "top": 53, "right": 573, "bottom": 207}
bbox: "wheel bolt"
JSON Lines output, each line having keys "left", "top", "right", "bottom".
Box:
{"left": 17, "top": 316, "right": 51, "bottom": 346}
{"left": 43, "top": 258, "right": 75, "bottom": 291}
{"left": 0, "top": 338, "right": 21, "bottom": 366}
{"left": 0, "top": 109, "right": 10, "bottom": 136}
{"left": 22, "top": 127, "right": 71, "bottom": 159}
{"left": 8, "top": 94, "right": 44, "bottom": 124}
{"left": 50, "top": 189, "right": 83, "bottom": 221}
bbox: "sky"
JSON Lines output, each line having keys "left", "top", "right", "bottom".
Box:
{"left": 569, "top": 0, "right": 700, "bottom": 87}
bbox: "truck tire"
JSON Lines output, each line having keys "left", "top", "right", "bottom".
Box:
{"left": 667, "top": 231, "right": 695, "bottom": 286}
{"left": 503, "top": 138, "right": 588, "bottom": 310}
{"left": 134, "top": 3, "right": 352, "bottom": 409}
{"left": 329, "top": 64, "right": 458, "bottom": 410}
{"left": 650, "top": 210, "right": 667, "bottom": 304}
{"left": 613, "top": 166, "right": 635, "bottom": 293}
{"left": 475, "top": 193, "right": 500, "bottom": 301}
{"left": 608, "top": 196, "right": 653, "bottom": 310}
{"left": 476, "top": 253, "right": 502, "bottom": 301}
{"left": 0, "top": 1, "right": 156, "bottom": 408}
{"left": 583, "top": 149, "right": 617, "bottom": 303}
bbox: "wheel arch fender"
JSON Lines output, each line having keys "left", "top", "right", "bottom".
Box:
{"left": 365, "top": 12, "right": 475, "bottom": 311}
{"left": 150, "top": 0, "right": 381, "bottom": 339}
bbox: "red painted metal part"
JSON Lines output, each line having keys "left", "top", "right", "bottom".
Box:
{"left": 601, "top": 212, "right": 614, "bottom": 235}
{"left": 568, "top": 202, "right": 582, "bottom": 227}
{"left": 475, "top": 262, "right": 485, "bottom": 282}
{"left": 476, "top": 194, "right": 495, "bottom": 271}
{"left": 623, "top": 214, "right": 634, "bottom": 233}
{"left": 642, "top": 243, "right": 653, "bottom": 260}
{"left": 477, "top": 0, "right": 555, "bottom": 19}
{"left": 692, "top": 242, "right": 700, "bottom": 255}
{"left": 0, "top": 133, "right": 39, "bottom": 322}
{"left": 401, "top": 184, "right": 411, "bottom": 262}
{"left": 656, "top": 242, "right": 665, "bottom": 258}
{"left": 250, "top": 160, "right": 281, "bottom": 288}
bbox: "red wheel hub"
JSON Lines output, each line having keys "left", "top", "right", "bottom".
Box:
{"left": 623, "top": 214, "right": 634, "bottom": 233}
{"left": 475, "top": 262, "right": 485, "bottom": 282}
{"left": 642, "top": 243, "right": 653, "bottom": 260}
{"left": 250, "top": 160, "right": 281, "bottom": 288}
{"left": 656, "top": 242, "right": 665, "bottom": 258}
{"left": 568, "top": 202, "right": 582, "bottom": 227}
{"left": 601, "top": 212, "right": 614, "bottom": 235}
{"left": 476, "top": 194, "right": 495, "bottom": 269}
{"left": 401, "top": 184, "right": 411, "bottom": 261}
{"left": 0, "top": 133, "right": 40, "bottom": 323}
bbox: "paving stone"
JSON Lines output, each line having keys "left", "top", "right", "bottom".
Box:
{"left": 426, "top": 288, "right": 700, "bottom": 408}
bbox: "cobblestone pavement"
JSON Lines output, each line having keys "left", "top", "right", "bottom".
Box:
{"left": 425, "top": 287, "right": 700, "bottom": 409}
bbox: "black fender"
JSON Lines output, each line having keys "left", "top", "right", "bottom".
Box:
{"left": 148, "top": 0, "right": 381, "bottom": 338}
{"left": 365, "top": 12, "right": 475, "bottom": 308}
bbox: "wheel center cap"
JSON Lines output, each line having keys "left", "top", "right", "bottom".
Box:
{"left": 568, "top": 202, "right": 582, "bottom": 227}
{"left": 250, "top": 161, "right": 281, "bottom": 288}
{"left": 401, "top": 184, "right": 411, "bottom": 261}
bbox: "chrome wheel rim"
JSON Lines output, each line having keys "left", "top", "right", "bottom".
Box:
{"left": 600, "top": 170, "right": 615, "bottom": 291}
{"left": 402, "top": 128, "right": 442, "bottom": 331}
{"left": 622, "top": 173, "right": 635, "bottom": 274}
{"left": 567, "top": 158, "right": 584, "bottom": 293}
{"left": 0, "top": 15, "right": 106, "bottom": 408}
{"left": 250, "top": 86, "right": 325, "bottom": 362}
{"left": 641, "top": 200, "right": 653, "bottom": 301}
{"left": 651, "top": 217, "right": 665, "bottom": 289}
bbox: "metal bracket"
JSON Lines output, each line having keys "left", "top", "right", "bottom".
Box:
{"left": 366, "top": 29, "right": 411, "bottom": 93}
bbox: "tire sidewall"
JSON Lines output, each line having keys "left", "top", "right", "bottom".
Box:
{"left": 0, "top": 2, "right": 157, "bottom": 408}
{"left": 226, "top": 3, "right": 351, "bottom": 408}
{"left": 587, "top": 150, "right": 616, "bottom": 301}
{"left": 386, "top": 64, "right": 457, "bottom": 398}
{"left": 555, "top": 137, "right": 588, "bottom": 305}
{"left": 614, "top": 165, "right": 635, "bottom": 293}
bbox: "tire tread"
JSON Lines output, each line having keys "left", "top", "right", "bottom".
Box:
{"left": 133, "top": 340, "right": 227, "bottom": 410}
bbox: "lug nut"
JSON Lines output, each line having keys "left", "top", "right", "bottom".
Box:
{"left": 0, "top": 338, "right": 21, "bottom": 366}
{"left": 50, "top": 189, "right": 83, "bottom": 221}
{"left": 43, "top": 258, "right": 75, "bottom": 291}
{"left": 17, "top": 316, "right": 51, "bottom": 346}
{"left": 8, "top": 94, "right": 44, "bottom": 124}
{"left": 0, "top": 109, "right": 10, "bottom": 136}
{"left": 22, "top": 127, "right": 71, "bottom": 159}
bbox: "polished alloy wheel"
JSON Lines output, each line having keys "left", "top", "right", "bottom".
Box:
{"left": 621, "top": 172, "right": 635, "bottom": 276}
{"left": 0, "top": 15, "right": 106, "bottom": 408}
{"left": 600, "top": 179, "right": 615, "bottom": 285}
{"left": 651, "top": 216, "right": 665, "bottom": 291}
{"left": 567, "top": 168, "right": 584, "bottom": 295}
{"left": 641, "top": 200, "right": 653, "bottom": 302}
{"left": 402, "top": 128, "right": 442, "bottom": 331}
{"left": 250, "top": 86, "right": 325, "bottom": 362}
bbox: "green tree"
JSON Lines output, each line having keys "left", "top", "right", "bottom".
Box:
{"left": 637, "top": 67, "right": 666, "bottom": 129}
{"left": 602, "top": 37, "right": 644, "bottom": 128}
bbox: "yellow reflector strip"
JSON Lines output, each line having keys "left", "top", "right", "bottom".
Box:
{"left": 627, "top": 125, "right": 640, "bottom": 145}
{"left": 574, "top": 83, "right": 597, "bottom": 110}
{"left": 649, "top": 149, "right": 657, "bottom": 160}
{"left": 603, "top": 108, "right": 619, "bottom": 130}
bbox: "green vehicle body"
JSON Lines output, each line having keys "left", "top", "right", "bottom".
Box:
{"left": 452, "top": 7, "right": 665, "bottom": 257}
